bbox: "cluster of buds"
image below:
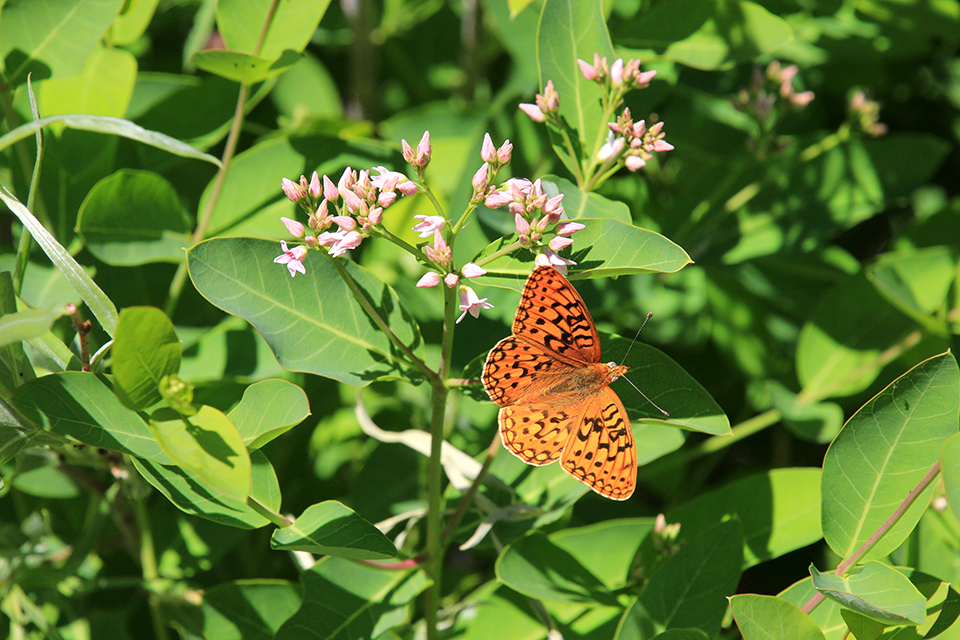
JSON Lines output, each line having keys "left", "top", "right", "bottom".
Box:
{"left": 485, "top": 178, "right": 584, "bottom": 275}
{"left": 274, "top": 165, "right": 418, "bottom": 276}
{"left": 601, "top": 107, "right": 674, "bottom": 171}
{"left": 735, "top": 60, "right": 815, "bottom": 120}
{"left": 848, "top": 89, "right": 887, "bottom": 137}
{"left": 519, "top": 80, "right": 560, "bottom": 124}
{"left": 578, "top": 54, "right": 657, "bottom": 91}
{"left": 402, "top": 131, "right": 433, "bottom": 177}
{"left": 470, "top": 133, "right": 513, "bottom": 204}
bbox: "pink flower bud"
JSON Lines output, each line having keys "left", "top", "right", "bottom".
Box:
{"left": 556, "top": 221, "right": 585, "bottom": 237}
{"left": 508, "top": 202, "right": 525, "bottom": 217}
{"left": 484, "top": 191, "right": 513, "bottom": 208}
{"left": 549, "top": 236, "right": 574, "bottom": 251}
{"left": 332, "top": 215, "right": 356, "bottom": 231}
{"left": 481, "top": 133, "right": 496, "bottom": 163}
{"left": 610, "top": 58, "right": 624, "bottom": 87}
{"left": 398, "top": 181, "right": 419, "bottom": 197}
{"left": 281, "top": 178, "right": 300, "bottom": 202}
{"left": 791, "top": 91, "right": 815, "bottom": 107}
{"left": 544, "top": 194, "right": 564, "bottom": 215}
{"left": 444, "top": 273, "right": 460, "bottom": 288}
{"left": 653, "top": 140, "right": 674, "bottom": 152}
{"left": 309, "top": 171, "right": 321, "bottom": 199}
{"left": 367, "top": 207, "right": 383, "bottom": 226}
{"left": 417, "top": 272, "right": 441, "bottom": 288}
{"left": 519, "top": 103, "right": 546, "bottom": 122}
{"left": 378, "top": 191, "right": 397, "bottom": 208}
{"left": 339, "top": 167, "right": 356, "bottom": 192}
{"left": 462, "top": 262, "right": 486, "bottom": 278}
{"left": 281, "top": 216, "right": 305, "bottom": 238}
{"left": 625, "top": 155, "right": 647, "bottom": 171}
{"left": 637, "top": 70, "right": 657, "bottom": 87}
{"left": 515, "top": 213, "right": 530, "bottom": 236}
{"left": 472, "top": 164, "right": 489, "bottom": 194}
{"left": 497, "top": 139, "right": 512, "bottom": 164}
{"left": 323, "top": 175, "right": 339, "bottom": 202}
{"left": 416, "top": 131, "right": 432, "bottom": 167}
{"left": 341, "top": 188, "right": 363, "bottom": 213}
{"left": 401, "top": 139, "right": 416, "bottom": 164}
{"left": 577, "top": 58, "right": 598, "bottom": 81}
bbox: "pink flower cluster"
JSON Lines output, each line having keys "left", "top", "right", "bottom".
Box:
{"left": 735, "top": 61, "right": 815, "bottom": 120}
{"left": 484, "top": 178, "right": 584, "bottom": 275}
{"left": 274, "top": 166, "right": 418, "bottom": 276}
{"left": 577, "top": 54, "right": 657, "bottom": 90}
{"left": 603, "top": 108, "right": 674, "bottom": 171}
{"left": 519, "top": 81, "right": 559, "bottom": 124}
{"left": 849, "top": 90, "right": 887, "bottom": 137}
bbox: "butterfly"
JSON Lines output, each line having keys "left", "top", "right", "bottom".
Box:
{"left": 482, "top": 265, "right": 638, "bottom": 500}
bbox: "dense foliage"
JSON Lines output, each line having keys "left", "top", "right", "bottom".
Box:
{"left": 2, "top": 0, "right": 960, "bottom": 639}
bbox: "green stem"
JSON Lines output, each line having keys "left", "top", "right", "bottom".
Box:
{"left": 133, "top": 483, "right": 170, "bottom": 640}
{"left": 440, "top": 435, "right": 500, "bottom": 547}
{"left": 247, "top": 495, "right": 293, "bottom": 527}
{"left": 376, "top": 225, "right": 431, "bottom": 262}
{"left": 475, "top": 240, "right": 524, "bottom": 268}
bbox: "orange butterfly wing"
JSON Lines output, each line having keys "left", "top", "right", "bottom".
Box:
{"left": 482, "top": 266, "right": 636, "bottom": 500}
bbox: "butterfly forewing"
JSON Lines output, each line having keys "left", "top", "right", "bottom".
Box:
{"left": 483, "top": 337, "right": 580, "bottom": 407}
{"left": 513, "top": 266, "right": 602, "bottom": 365}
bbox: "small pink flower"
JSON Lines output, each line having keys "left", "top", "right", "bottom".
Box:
{"left": 371, "top": 167, "right": 406, "bottom": 190}
{"left": 625, "top": 155, "right": 647, "bottom": 171}
{"left": 610, "top": 58, "right": 624, "bottom": 87}
{"left": 461, "top": 262, "right": 486, "bottom": 278}
{"left": 378, "top": 191, "right": 397, "bottom": 208}
{"left": 341, "top": 188, "right": 363, "bottom": 213}
{"left": 416, "top": 131, "right": 432, "bottom": 167}
{"left": 309, "top": 172, "right": 321, "bottom": 199}
{"left": 329, "top": 230, "right": 362, "bottom": 257}
{"left": 598, "top": 132, "right": 625, "bottom": 161}
{"left": 281, "top": 217, "right": 305, "bottom": 238}
{"left": 456, "top": 286, "right": 494, "bottom": 323}
{"left": 413, "top": 215, "right": 446, "bottom": 238}
{"left": 424, "top": 231, "right": 452, "bottom": 267}
{"left": 323, "top": 175, "right": 339, "bottom": 202}
{"left": 791, "top": 91, "right": 815, "bottom": 107}
{"left": 536, "top": 248, "right": 575, "bottom": 275}
{"left": 398, "top": 181, "right": 419, "bottom": 197}
{"left": 577, "top": 58, "right": 598, "bottom": 81}
{"left": 484, "top": 190, "right": 513, "bottom": 208}
{"left": 497, "top": 139, "right": 513, "bottom": 164}
{"left": 444, "top": 273, "right": 459, "bottom": 288}
{"left": 274, "top": 240, "right": 308, "bottom": 277}
{"left": 549, "top": 236, "right": 574, "bottom": 252}
{"left": 556, "top": 221, "right": 585, "bottom": 237}
{"left": 481, "top": 133, "right": 497, "bottom": 163}
{"left": 281, "top": 178, "right": 301, "bottom": 202}
{"left": 417, "top": 272, "right": 441, "bottom": 288}
{"left": 519, "top": 103, "right": 546, "bottom": 122}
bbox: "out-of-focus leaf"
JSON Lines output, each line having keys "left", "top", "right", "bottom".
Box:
{"left": 0, "top": 306, "right": 67, "bottom": 348}
{"left": 822, "top": 352, "right": 959, "bottom": 562}
{"left": 217, "top": 0, "right": 331, "bottom": 60}
{"left": 191, "top": 49, "right": 302, "bottom": 84}
{"left": 112, "top": 307, "right": 181, "bottom": 410}
{"left": 39, "top": 46, "right": 137, "bottom": 118}
{"left": 187, "top": 237, "right": 425, "bottom": 387}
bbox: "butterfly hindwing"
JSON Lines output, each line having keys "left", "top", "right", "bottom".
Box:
{"left": 513, "top": 266, "right": 602, "bottom": 365}
{"left": 560, "top": 387, "right": 636, "bottom": 500}
{"left": 498, "top": 401, "right": 580, "bottom": 466}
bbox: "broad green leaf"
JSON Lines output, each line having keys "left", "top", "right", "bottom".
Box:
{"left": 839, "top": 610, "right": 885, "bottom": 640}
{"left": 109, "top": 0, "right": 161, "bottom": 45}
{"left": 618, "top": 520, "right": 743, "bottom": 639}
{"left": 810, "top": 562, "right": 925, "bottom": 625}
{"left": 0, "top": 189, "right": 119, "bottom": 336}
{"left": 540, "top": 176, "right": 631, "bottom": 223}
{"left": 867, "top": 247, "right": 955, "bottom": 332}
{"left": 272, "top": 54, "right": 343, "bottom": 120}
{"left": 822, "top": 352, "right": 960, "bottom": 562}
{"left": 178, "top": 316, "right": 287, "bottom": 383}
{"left": 77, "top": 170, "right": 192, "bottom": 266}
{"left": 149, "top": 405, "right": 252, "bottom": 502}
{"left": 11, "top": 372, "right": 168, "bottom": 462}
{"left": 779, "top": 578, "right": 847, "bottom": 640}
{"left": 112, "top": 307, "right": 181, "bottom": 410}
{"left": 0, "top": 306, "right": 67, "bottom": 348}
{"left": 537, "top": 0, "right": 613, "bottom": 154}
{"left": 0, "top": 115, "right": 221, "bottom": 166}
{"left": 797, "top": 274, "right": 920, "bottom": 400}
{"left": 453, "top": 583, "right": 552, "bottom": 639}
{"left": 191, "top": 49, "right": 303, "bottom": 84}
{"left": 181, "top": 580, "right": 302, "bottom": 640}
{"left": 187, "top": 237, "right": 425, "bottom": 387}
{"left": 479, "top": 218, "right": 692, "bottom": 278}
{"left": 496, "top": 532, "right": 619, "bottom": 604}
{"left": 729, "top": 594, "right": 825, "bottom": 640}
{"left": 275, "top": 558, "right": 429, "bottom": 640}
{"left": 39, "top": 46, "right": 137, "bottom": 118}
{"left": 271, "top": 501, "right": 397, "bottom": 560}
{"left": 644, "top": 468, "right": 822, "bottom": 569}
{"left": 552, "top": 520, "right": 654, "bottom": 590}
{"left": 0, "top": 0, "right": 125, "bottom": 85}
{"left": 11, "top": 464, "right": 80, "bottom": 499}
{"left": 132, "top": 449, "right": 279, "bottom": 529}
{"left": 941, "top": 433, "right": 960, "bottom": 524}
{"left": 229, "top": 379, "right": 310, "bottom": 448}
{"left": 217, "top": 0, "right": 331, "bottom": 61}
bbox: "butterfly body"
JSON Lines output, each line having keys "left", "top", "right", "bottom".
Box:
{"left": 482, "top": 266, "right": 637, "bottom": 500}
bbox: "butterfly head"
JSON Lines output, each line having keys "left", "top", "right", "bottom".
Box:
{"left": 606, "top": 362, "right": 629, "bottom": 382}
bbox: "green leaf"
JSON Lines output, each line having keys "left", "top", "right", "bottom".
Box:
{"left": 551, "top": 519, "right": 654, "bottom": 590}
{"left": 810, "top": 562, "right": 925, "bottom": 625}
{"left": 217, "top": 0, "right": 331, "bottom": 60}
{"left": 109, "top": 0, "right": 160, "bottom": 45}
{"left": 0, "top": 188, "right": 119, "bottom": 336}
{"left": 768, "top": 381, "right": 845, "bottom": 444}
{"left": 132, "top": 449, "right": 279, "bottom": 529}
{"left": 537, "top": 0, "right": 613, "bottom": 154}
{"left": 191, "top": 49, "right": 303, "bottom": 84}
{"left": 0, "top": 115, "right": 221, "bottom": 166}
{"left": 11, "top": 372, "right": 169, "bottom": 462}
{"left": 0, "top": 305, "right": 67, "bottom": 348}
{"left": 778, "top": 577, "right": 847, "bottom": 639}
{"left": 867, "top": 247, "right": 956, "bottom": 332}
{"left": 0, "top": 273, "right": 37, "bottom": 389}
{"left": 149, "top": 405, "right": 252, "bottom": 502}
{"left": 38, "top": 46, "right": 137, "bottom": 118}
{"left": 187, "top": 237, "right": 425, "bottom": 387}
{"left": 650, "top": 631, "right": 709, "bottom": 640}
{"left": 822, "top": 352, "right": 959, "bottom": 562}
{"left": 797, "top": 274, "right": 920, "bottom": 400}
{"left": 729, "top": 594, "right": 826, "bottom": 640}
{"left": 941, "top": 432, "right": 960, "bottom": 524}
{"left": 271, "top": 501, "right": 397, "bottom": 560}
{"left": 542, "top": 176, "right": 631, "bottom": 223}
{"left": 0, "top": 0, "right": 125, "bottom": 85}
{"left": 839, "top": 610, "right": 885, "bottom": 640}
{"left": 647, "top": 468, "right": 822, "bottom": 569}
{"left": 229, "top": 379, "right": 310, "bottom": 449}
{"left": 618, "top": 520, "right": 743, "bottom": 639}
{"left": 185, "top": 580, "right": 302, "bottom": 640}
{"left": 479, "top": 218, "right": 692, "bottom": 278}
{"left": 275, "top": 558, "right": 429, "bottom": 640}
{"left": 77, "top": 170, "right": 192, "bottom": 266}
{"left": 112, "top": 307, "right": 182, "bottom": 410}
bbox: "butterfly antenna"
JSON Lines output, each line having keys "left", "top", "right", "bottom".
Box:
{"left": 620, "top": 312, "right": 654, "bottom": 366}
{"left": 622, "top": 375, "right": 670, "bottom": 417}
